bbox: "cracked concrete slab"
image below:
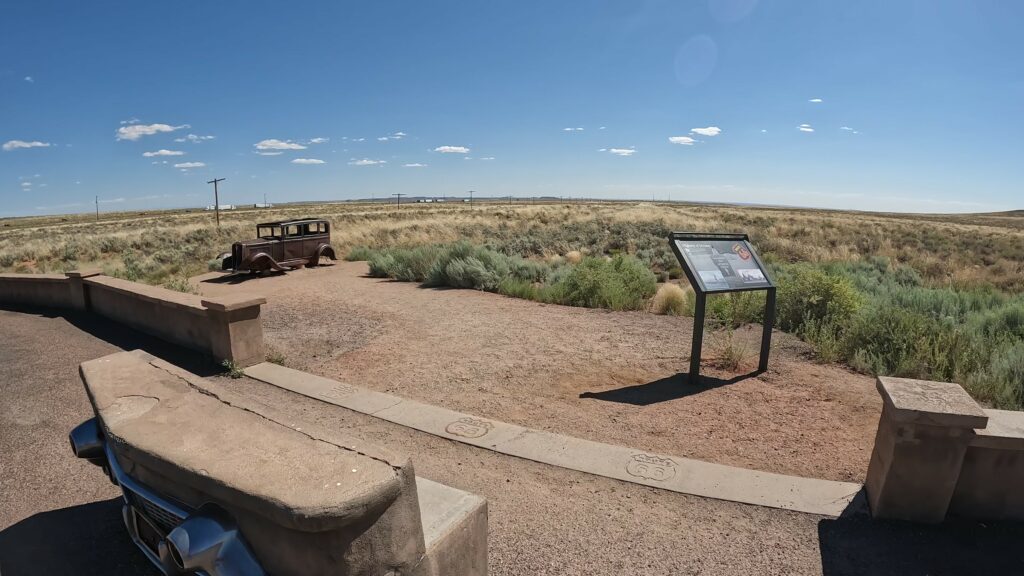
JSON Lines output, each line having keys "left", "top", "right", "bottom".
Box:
{"left": 245, "top": 362, "right": 864, "bottom": 516}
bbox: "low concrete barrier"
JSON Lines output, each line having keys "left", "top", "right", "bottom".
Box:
{"left": 0, "top": 271, "right": 265, "bottom": 367}
{"left": 866, "top": 376, "right": 1024, "bottom": 523}
{"left": 0, "top": 273, "right": 73, "bottom": 308}
{"left": 79, "top": 351, "right": 487, "bottom": 575}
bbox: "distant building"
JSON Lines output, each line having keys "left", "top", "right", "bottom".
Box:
{"left": 254, "top": 203, "right": 274, "bottom": 208}
{"left": 205, "top": 204, "right": 236, "bottom": 211}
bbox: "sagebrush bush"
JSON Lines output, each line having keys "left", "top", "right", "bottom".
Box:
{"left": 548, "top": 255, "right": 656, "bottom": 311}
{"left": 776, "top": 265, "right": 861, "bottom": 334}
{"left": 968, "top": 341, "right": 1024, "bottom": 409}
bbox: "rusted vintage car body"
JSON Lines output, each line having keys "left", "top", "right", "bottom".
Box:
{"left": 221, "top": 218, "right": 337, "bottom": 273}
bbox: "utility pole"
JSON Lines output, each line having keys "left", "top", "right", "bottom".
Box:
{"left": 207, "top": 177, "right": 226, "bottom": 228}
{"left": 508, "top": 195, "right": 513, "bottom": 206}
{"left": 95, "top": 196, "right": 99, "bottom": 221}
{"left": 469, "top": 190, "right": 474, "bottom": 206}
{"left": 392, "top": 193, "right": 405, "bottom": 209}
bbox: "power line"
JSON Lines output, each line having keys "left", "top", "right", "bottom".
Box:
{"left": 392, "top": 193, "right": 406, "bottom": 209}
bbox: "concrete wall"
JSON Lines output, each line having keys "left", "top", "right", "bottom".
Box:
{"left": 866, "top": 377, "right": 1024, "bottom": 523}
{"left": 0, "top": 272, "right": 265, "bottom": 366}
{"left": 0, "top": 273, "right": 73, "bottom": 309}
{"left": 85, "top": 275, "right": 213, "bottom": 355}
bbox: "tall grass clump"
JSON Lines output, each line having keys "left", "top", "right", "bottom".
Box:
{"left": 651, "top": 283, "right": 693, "bottom": 316}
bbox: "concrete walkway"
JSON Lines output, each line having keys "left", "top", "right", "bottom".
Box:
{"left": 245, "top": 362, "right": 863, "bottom": 516}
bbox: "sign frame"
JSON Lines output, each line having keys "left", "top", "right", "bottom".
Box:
{"left": 668, "top": 232, "right": 777, "bottom": 382}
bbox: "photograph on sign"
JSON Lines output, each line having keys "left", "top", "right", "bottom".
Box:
{"left": 672, "top": 238, "right": 772, "bottom": 292}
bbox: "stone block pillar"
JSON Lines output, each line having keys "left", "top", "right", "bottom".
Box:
{"left": 65, "top": 269, "right": 103, "bottom": 311}
{"left": 202, "top": 295, "right": 267, "bottom": 367}
{"left": 865, "top": 376, "right": 988, "bottom": 523}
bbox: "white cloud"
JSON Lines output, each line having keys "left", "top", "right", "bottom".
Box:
{"left": 3, "top": 140, "right": 52, "bottom": 151}
{"left": 24, "top": 76, "right": 33, "bottom": 83}
{"left": 293, "top": 158, "right": 326, "bottom": 165}
{"left": 598, "top": 126, "right": 607, "bottom": 130}
{"left": 120, "top": 118, "right": 140, "bottom": 125}
{"left": 668, "top": 136, "right": 696, "bottom": 145}
{"left": 309, "top": 137, "right": 329, "bottom": 144}
{"left": 690, "top": 126, "right": 721, "bottom": 137}
{"left": 377, "top": 132, "right": 406, "bottom": 142}
{"left": 403, "top": 163, "right": 428, "bottom": 167}
{"left": 377, "top": 137, "right": 390, "bottom": 141}
{"left": 761, "top": 129, "right": 768, "bottom": 133}
{"left": 479, "top": 157, "right": 495, "bottom": 160}
{"left": 256, "top": 151, "right": 283, "bottom": 156}
{"left": 116, "top": 123, "right": 189, "bottom": 141}
{"left": 562, "top": 127, "right": 584, "bottom": 132}
{"left": 174, "top": 133, "right": 215, "bottom": 143}
{"left": 809, "top": 98, "right": 823, "bottom": 103}
{"left": 255, "top": 138, "right": 306, "bottom": 150}
{"left": 351, "top": 137, "right": 365, "bottom": 142}
{"left": 433, "top": 145, "right": 470, "bottom": 154}
{"left": 173, "top": 162, "right": 206, "bottom": 169}
{"left": 798, "top": 124, "right": 814, "bottom": 132}
{"left": 348, "top": 158, "right": 384, "bottom": 166}
{"left": 393, "top": 132, "right": 407, "bottom": 138}
{"left": 608, "top": 148, "right": 636, "bottom": 156}
{"left": 142, "top": 149, "right": 184, "bottom": 157}
{"left": 21, "top": 182, "right": 32, "bottom": 188}
{"left": 840, "top": 126, "right": 860, "bottom": 133}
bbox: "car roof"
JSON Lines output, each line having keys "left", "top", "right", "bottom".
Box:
{"left": 256, "top": 218, "right": 328, "bottom": 227}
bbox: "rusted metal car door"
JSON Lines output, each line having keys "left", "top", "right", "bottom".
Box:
{"left": 283, "top": 225, "right": 304, "bottom": 262}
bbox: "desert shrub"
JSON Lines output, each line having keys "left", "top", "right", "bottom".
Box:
{"left": 547, "top": 255, "right": 656, "bottom": 311}
{"left": 776, "top": 265, "right": 861, "bottom": 334}
{"left": 498, "top": 278, "right": 541, "bottom": 300}
{"left": 345, "top": 246, "right": 377, "bottom": 261}
{"left": 839, "top": 305, "right": 982, "bottom": 380}
{"left": 651, "top": 283, "right": 693, "bottom": 316}
{"left": 707, "top": 290, "right": 765, "bottom": 328}
{"left": 440, "top": 257, "right": 503, "bottom": 290}
{"left": 367, "top": 253, "right": 398, "bottom": 277}
{"left": 97, "top": 236, "right": 128, "bottom": 254}
{"left": 969, "top": 302, "right": 1024, "bottom": 342}
{"left": 163, "top": 276, "right": 197, "bottom": 294}
{"left": 967, "top": 341, "right": 1024, "bottom": 409}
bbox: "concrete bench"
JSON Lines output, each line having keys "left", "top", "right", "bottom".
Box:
{"left": 76, "top": 350, "right": 487, "bottom": 575}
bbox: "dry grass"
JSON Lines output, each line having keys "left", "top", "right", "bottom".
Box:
{"left": 2, "top": 201, "right": 1022, "bottom": 290}
{"left": 650, "top": 283, "right": 693, "bottom": 316}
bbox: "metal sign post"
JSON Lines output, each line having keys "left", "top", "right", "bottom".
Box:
{"left": 668, "top": 232, "right": 777, "bottom": 383}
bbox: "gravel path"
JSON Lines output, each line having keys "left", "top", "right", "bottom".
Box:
{"left": 199, "top": 262, "right": 881, "bottom": 483}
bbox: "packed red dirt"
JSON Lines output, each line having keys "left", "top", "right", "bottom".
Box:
{"left": 197, "top": 261, "right": 882, "bottom": 483}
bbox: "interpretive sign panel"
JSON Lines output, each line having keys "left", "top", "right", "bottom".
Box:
{"left": 670, "top": 236, "right": 773, "bottom": 293}
{"left": 668, "top": 232, "right": 777, "bottom": 382}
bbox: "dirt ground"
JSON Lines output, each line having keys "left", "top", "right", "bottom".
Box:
{"left": 198, "top": 261, "right": 881, "bottom": 483}
{"left": 4, "top": 308, "right": 1023, "bottom": 576}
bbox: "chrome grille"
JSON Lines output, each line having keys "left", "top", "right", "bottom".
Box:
{"left": 125, "top": 486, "right": 185, "bottom": 534}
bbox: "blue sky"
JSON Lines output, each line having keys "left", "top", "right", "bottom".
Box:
{"left": 2, "top": 1, "right": 1022, "bottom": 216}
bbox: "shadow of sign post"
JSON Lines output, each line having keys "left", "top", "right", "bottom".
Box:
{"left": 668, "top": 232, "right": 777, "bottom": 383}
